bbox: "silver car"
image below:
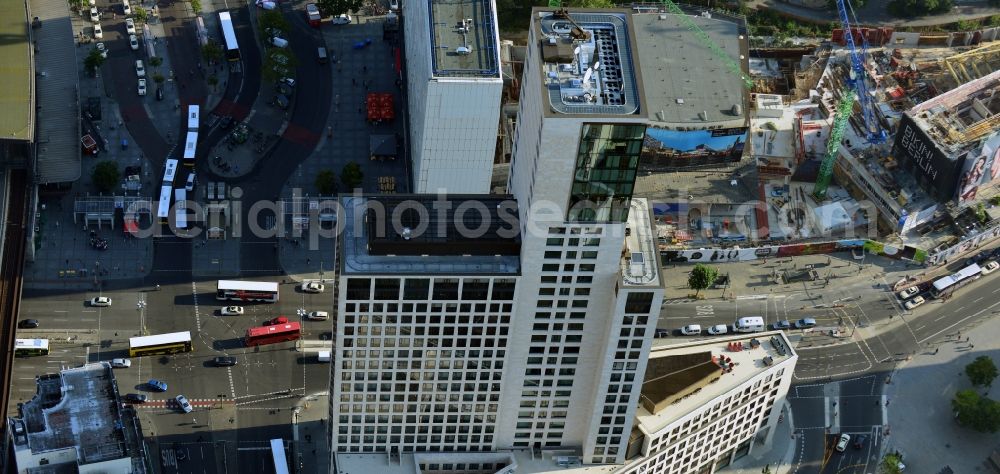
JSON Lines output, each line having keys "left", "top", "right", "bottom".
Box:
{"left": 175, "top": 395, "right": 193, "bottom": 413}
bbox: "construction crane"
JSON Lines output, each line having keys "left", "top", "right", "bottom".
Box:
{"left": 835, "top": 0, "right": 886, "bottom": 144}
{"left": 813, "top": 89, "right": 856, "bottom": 200}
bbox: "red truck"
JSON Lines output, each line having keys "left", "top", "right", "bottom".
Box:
{"left": 306, "top": 3, "right": 321, "bottom": 27}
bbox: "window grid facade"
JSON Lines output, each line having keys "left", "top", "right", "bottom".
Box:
{"left": 332, "top": 276, "right": 518, "bottom": 454}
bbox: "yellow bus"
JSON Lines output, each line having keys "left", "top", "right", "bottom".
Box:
{"left": 129, "top": 331, "right": 192, "bottom": 357}
{"left": 14, "top": 339, "right": 49, "bottom": 357}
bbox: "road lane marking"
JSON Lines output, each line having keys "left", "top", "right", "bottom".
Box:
{"left": 53, "top": 310, "right": 67, "bottom": 313}
{"left": 974, "top": 297, "right": 984, "bottom": 303}
{"left": 920, "top": 299, "right": 1000, "bottom": 344}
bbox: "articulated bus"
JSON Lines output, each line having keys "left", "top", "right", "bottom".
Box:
{"left": 219, "top": 12, "right": 240, "bottom": 61}
{"left": 216, "top": 280, "right": 279, "bottom": 303}
{"left": 270, "top": 439, "right": 290, "bottom": 474}
{"left": 245, "top": 322, "right": 301, "bottom": 347}
{"left": 14, "top": 339, "right": 49, "bottom": 357}
{"left": 183, "top": 131, "right": 198, "bottom": 167}
{"left": 187, "top": 105, "right": 200, "bottom": 132}
{"left": 157, "top": 185, "right": 173, "bottom": 225}
{"left": 162, "top": 158, "right": 179, "bottom": 186}
{"left": 129, "top": 331, "right": 193, "bottom": 357}
{"left": 930, "top": 263, "right": 982, "bottom": 298}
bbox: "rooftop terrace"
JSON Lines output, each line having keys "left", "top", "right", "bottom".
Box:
{"left": 534, "top": 9, "right": 640, "bottom": 116}
{"left": 637, "top": 331, "right": 795, "bottom": 435}
{"left": 340, "top": 196, "right": 521, "bottom": 275}
{"left": 429, "top": 0, "right": 500, "bottom": 78}
{"left": 621, "top": 198, "right": 660, "bottom": 287}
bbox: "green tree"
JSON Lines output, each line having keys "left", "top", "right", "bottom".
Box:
{"left": 966, "top": 355, "right": 999, "bottom": 388}
{"left": 92, "top": 161, "right": 120, "bottom": 193}
{"left": 952, "top": 389, "right": 1000, "bottom": 433}
{"left": 202, "top": 42, "right": 223, "bottom": 65}
{"left": 67, "top": 0, "right": 85, "bottom": 10}
{"left": 84, "top": 47, "right": 106, "bottom": 75}
{"left": 190, "top": 0, "right": 202, "bottom": 14}
{"left": 316, "top": 0, "right": 363, "bottom": 17}
{"left": 153, "top": 73, "right": 165, "bottom": 84}
{"left": 133, "top": 5, "right": 148, "bottom": 23}
{"left": 880, "top": 453, "right": 904, "bottom": 474}
{"left": 149, "top": 56, "right": 163, "bottom": 67}
{"left": 688, "top": 264, "right": 719, "bottom": 298}
{"left": 956, "top": 19, "right": 978, "bottom": 31}
{"left": 341, "top": 162, "right": 364, "bottom": 190}
{"left": 315, "top": 170, "right": 338, "bottom": 195}
{"left": 259, "top": 10, "right": 290, "bottom": 36}
{"left": 566, "top": 0, "right": 615, "bottom": 7}
{"left": 207, "top": 75, "right": 219, "bottom": 92}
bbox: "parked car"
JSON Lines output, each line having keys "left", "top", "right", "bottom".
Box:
{"left": 853, "top": 434, "right": 868, "bottom": 449}
{"left": 18, "top": 319, "right": 39, "bottom": 329}
{"left": 123, "top": 393, "right": 147, "bottom": 403}
{"left": 93, "top": 23, "right": 103, "bottom": 39}
{"left": 185, "top": 172, "right": 196, "bottom": 192}
{"left": 221, "top": 306, "right": 244, "bottom": 316}
{"left": 332, "top": 13, "right": 352, "bottom": 24}
{"left": 147, "top": 379, "right": 168, "bottom": 392}
{"left": 654, "top": 328, "right": 670, "bottom": 338}
{"left": 835, "top": 433, "right": 851, "bottom": 452}
{"left": 301, "top": 281, "right": 325, "bottom": 293}
{"left": 125, "top": 18, "right": 136, "bottom": 35}
{"left": 267, "top": 316, "right": 289, "bottom": 326}
{"left": 770, "top": 188, "right": 785, "bottom": 197}
{"left": 903, "top": 295, "right": 925, "bottom": 310}
{"left": 982, "top": 261, "right": 999, "bottom": 275}
{"left": 795, "top": 318, "right": 817, "bottom": 329}
{"left": 129, "top": 34, "right": 139, "bottom": 50}
{"left": 122, "top": 0, "right": 131, "bottom": 15}
{"left": 137, "top": 78, "right": 147, "bottom": 96}
{"left": 175, "top": 395, "right": 193, "bottom": 413}
{"left": 135, "top": 59, "right": 145, "bottom": 77}
{"left": 90, "top": 296, "right": 112, "bottom": 307}
{"left": 897, "top": 286, "right": 919, "bottom": 300}
{"left": 280, "top": 77, "right": 296, "bottom": 88}
{"left": 306, "top": 311, "right": 329, "bottom": 321}
{"left": 95, "top": 42, "right": 107, "bottom": 58}
{"left": 772, "top": 320, "right": 792, "bottom": 330}
{"left": 89, "top": 7, "right": 100, "bottom": 22}
{"left": 680, "top": 324, "right": 702, "bottom": 336}
{"left": 111, "top": 358, "right": 131, "bottom": 368}
{"left": 389, "top": 0, "right": 399, "bottom": 10}
{"left": 707, "top": 324, "right": 728, "bottom": 335}
{"left": 214, "top": 356, "right": 237, "bottom": 367}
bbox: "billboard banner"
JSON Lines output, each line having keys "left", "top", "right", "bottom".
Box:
{"left": 642, "top": 127, "right": 748, "bottom": 168}
{"left": 957, "top": 132, "right": 1000, "bottom": 205}
{"left": 893, "top": 115, "right": 964, "bottom": 202}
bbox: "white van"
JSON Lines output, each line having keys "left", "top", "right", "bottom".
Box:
{"left": 734, "top": 317, "right": 765, "bottom": 333}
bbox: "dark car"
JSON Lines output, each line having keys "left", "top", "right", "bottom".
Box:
{"left": 992, "top": 248, "right": 1000, "bottom": 260}
{"left": 654, "top": 328, "right": 670, "bottom": 338}
{"left": 273, "top": 94, "right": 290, "bottom": 110}
{"left": 853, "top": 434, "right": 868, "bottom": 449}
{"left": 219, "top": 115, "right": 234, "bottom": 129}
{"left": 772, "top": 320, "right": 792, "bottom": 330}
{"left": 155, "top": 87, "right": 163, "bottom": 101}
{"left": 147, "top": 379, "right": 168, "bottom": 392}
{"left": 18, "top": 319, "right": 39, "bottom": 329}
{"left": 214, "top": 356, "right": 237, "bottom": 367}
{"left": 123, "top": 393, "right": 147, "bottom": 403}
{"left": 275, "top": 83, "right": 292, "bottom": 96}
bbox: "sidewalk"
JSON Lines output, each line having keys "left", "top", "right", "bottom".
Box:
{"left": 292, "top": 392, "right": 330, "bottom": 474}
{"left": 884, "top": 313, "right": 1000, "bottom": 473}
{"left": 719, "top": 401, "right": 798, "bottom": 474}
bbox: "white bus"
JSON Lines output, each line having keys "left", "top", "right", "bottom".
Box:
{"left": 187, "top": 105, "right": 200, "bottom": 132}
{"left": 270, "top": 439, "right": 289, "bottom": 474}
{"left": 183, "top": 131, "right": 198, "bottom": 167}
{"left": 129, "top": 331, "right": 193, "bottom": 357}
{"left": 219, "top": 12, "right": 240, "bottom": 61}
{"left": 931, "top": 263, "right": 982, "bottom": 298}
{"left": 162, "top": 158, "right": 179, "bottom": 186}
{"left": 216, "top": 280, "right": 279, "bottom": 303}
{"left": 157, "top": 185, "right": 173, "bottom": 224}
{"left": 14, "top": 339, "right": 49, "bottom": 357}
{"left": 174, "top": 188, "right": 188, "bottom": 229}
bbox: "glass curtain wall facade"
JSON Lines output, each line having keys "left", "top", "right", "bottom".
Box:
{"left": 568, "top": 123, "right": 646, "bottom": 223}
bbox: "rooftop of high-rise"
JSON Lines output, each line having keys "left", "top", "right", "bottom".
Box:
{"left": 427, "top": 0, "right": 501, "bottom": 78}
{"left": 339, "top": 195, "right": 521, "bottom": 275}
{"left": 620, "top": 198, "right": 661, "bottom": 287}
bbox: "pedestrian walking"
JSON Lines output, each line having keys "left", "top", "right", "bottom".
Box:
{"left": 934, "top": 348, "right": 939, "bottom": 355}
{"left": 970, "top": 343, "right": 975, "bottom": 349}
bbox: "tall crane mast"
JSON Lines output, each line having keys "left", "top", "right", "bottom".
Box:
{"left": 813, "top": 90, "right": 855, "bottom": 200}
{"left": 835, "top": 0, "right": 886, "bottom": 144}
